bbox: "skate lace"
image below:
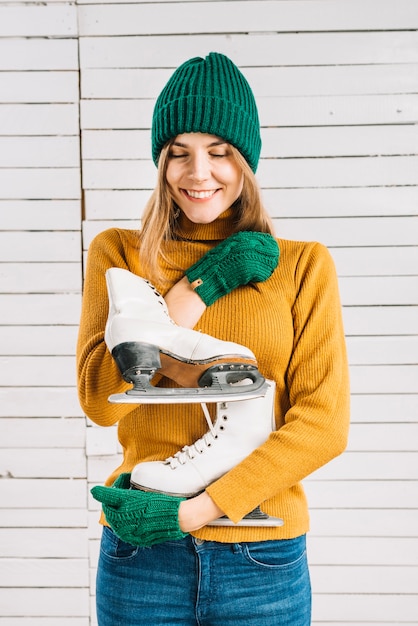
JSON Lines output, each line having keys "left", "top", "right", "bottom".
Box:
{"left": 165, "top": 403, "right": 226, "bottom": 469}
{"left": 144, "top": 278, "right": 176, "bottom": 325}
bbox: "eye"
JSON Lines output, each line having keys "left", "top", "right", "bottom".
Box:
{"left": 210, "top": 152, "right": 227, "bottom": 158}
{"left": 169, "top": 151, "right": 188, "bottom": 159}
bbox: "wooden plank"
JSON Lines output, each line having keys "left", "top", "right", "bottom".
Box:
{"left": 304, "top": 480, "right": 418, "bottom": 509}
{"left": 0, "top": 104, "right": 79, "bottom": 135}
{"left": 0, "top": 356, "right": 76, "bottom": 386}
{"left": 310, "top": 509, "right": 418, "bottom": 537}
{"left": 79, "top": 31, "right": 418, "bottom": 67}
{"left": 340, "top": 277, "right": 418, "bottom": 306}
{"left": 0, "top": 295, "right": 81, "bottom": 325}
{"left": 276, "top": 216, "right": 418, "bottom": 246}
{"left": 0, "top": 588, "right": 89, "bottom": 617}
{"left": 0, "top": 233, "right": 80, "bottom": 263}
{"left": 266, "top": 187, "right": 418, "bottom": 217}
{"left": 0, "top": 388, "right": 83, "bottom": 418}
{"left": 82, "top": 129, "right": 149, "bottom": 159}
{"left": 0, "top": 137, "right": 80, "bottom": 167}
{"left": 312, "top": 451, "right": 418, "bottom": 480}
{"left": 349, "top": 393, "right": 418, "bottom": 423}
{"left": 312, "top": 623, "right": 411, "bottom": 626}
{"left": 0, "top": 616, "right": 88, "bottom": 626}
{"left": 346, "top": 337, "right": 418, "bottom": 365}
{"left": 313, "top": 593, "right": 418, "bottom": 623}
{"left": 77, "top": 1, "right": 418, "bottom": 35}
{"left": 84, "top": 219, "right": 418, "bottom": 262}
{"left": 307, "top": 536, "right": 418, "bottom": 565}
{"left": 80, "top": 65, "right": 418, "bottom": 98}
{"left": 246, "top": 64, "right": 418, "bottom": 97}
{"left": 88, "top": 455, "right": 122, "bottom": 483}
{"left": 262, "top": 125, "right": 418, "bottom": 158}
{"left": 1, "top": 449, "right": 86, "bottom": 478}
{"left": 83, "top": 186, "right": 418, "bottom": 220}
{"left": 0, "top": 169, "right": 81, "bottom": 200}
{"left": 310, "top": 565, "right": 418, "bottom": 593}
{"left": 0, "top": 509, "right": 87, "bottom": 528}
{"left": 0, "top": 418, "right": 85, "bottom": 448}
{"left": 0, "top": 479, "right": 86, "bottom": 509}
{"left": 0, "top": 326, "right": 78, "bottom": 355}
{"left": 0, "top": 5, "right": 77, "bottom": 37}
{"left": 88, "top": 514, "right": 103, "bottom": 540}
{"left": 0, "top": 201, "right": 80, "bottom": 230}
{"left": 332, "top": 247, "right": 418, "bottom": 277}
{"left": 82, "top": 220, "right": 136, "bottom": 245}
{"left": 0, "top": 39, "right": 78, "bottom": 71}
{"left": 258, "top": 156, "right": 418, "bottom": 188}
{"left": 81, "top": 160, "right": 156, "bottom": 190}
{"left": 82, "top": 215, "right": 417, "bottom": 247}
{"left": 81, "top": 125, "right": 418, "bottom": 159}
{"left": 84, "top": 190, "right": 149, "bottom": 219}
{"left": 0, "top": 72, "right": 79, "bottom": 104}
{"left": 81, "top": 156, "right": 418, "bottom": 190}
{"left": 349, "top": 423, "right": 418, "bottom": 451}
{"left": 257, "top": 94, "right": 418, "bottom": 126}
{"left": 80, "top": 94, "right": 418, "bottom": 129}
{"left": 0, "top": 559, "right": 89, "bottom": 588}
{"left": 86, "top": 426, "right": 119, "bottom": 456}
{"left": 80, "top": 99, "right": 153, "bottom": 130}
{"left": 350, "top": 364, "right": 418, "bottom": 392}
{"left": 0, "top": 264, "right": 81, "bottom": 293}
{"left": 12, "top": 262, "right": 76, "bottom": 294}
{"left": 0, "top": 529, "right": 88, "bottom": 558}
{"left": 343, "top": 306, "right": 418, "bottom": 336}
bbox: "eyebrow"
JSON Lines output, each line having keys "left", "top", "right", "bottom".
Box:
{"left": 172, "top": 140, "right": 227, "bottom": 148}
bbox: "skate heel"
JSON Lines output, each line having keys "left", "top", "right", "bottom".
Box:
{"left": 112, "top": 341, "right": 161, "bottom": 391}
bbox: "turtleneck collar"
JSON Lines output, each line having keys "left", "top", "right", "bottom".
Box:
{"left": 173, "top": 207, "right": 237, "bottom": 242}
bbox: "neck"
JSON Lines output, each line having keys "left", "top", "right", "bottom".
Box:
{"left": 174, "top": 207, "right": 236, "bottom": 242}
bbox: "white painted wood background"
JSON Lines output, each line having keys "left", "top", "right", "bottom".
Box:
{"left": 0, "top": 1, "right": 417, "bottom": 624}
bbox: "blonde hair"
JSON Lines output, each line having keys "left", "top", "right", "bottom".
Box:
{"left": 139, "top": 141, "right": 275, "bottom": 285}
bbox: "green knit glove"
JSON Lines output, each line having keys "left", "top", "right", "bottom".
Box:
{"left": 91, "top": 473, "right": 188, "bottom": 547}
{"left": 185, "top": 231, "right": 279, "bottom": 306}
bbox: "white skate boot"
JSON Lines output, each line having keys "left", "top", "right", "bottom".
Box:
{"left": 105, "top": 268, "right": 268, "bottom": 404}
{"left": 130, "top": 381, "right": 283, "bottom": 526}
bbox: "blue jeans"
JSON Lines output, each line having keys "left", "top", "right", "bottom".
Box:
{"left": 96, "top": 526, "right": 311, "bottom": 625}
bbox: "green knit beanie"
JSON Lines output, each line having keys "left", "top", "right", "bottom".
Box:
{"left": 152, "top": 52, "right": 261, "bottom": 172}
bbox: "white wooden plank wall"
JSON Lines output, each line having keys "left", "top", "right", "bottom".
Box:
{"left": 79, "top": 1, "right": 418, "bottom": 624}
{"left": 0, "top": 1, "right": 88, "bottom": 624}
{"left": 1, "top": 0, "right": 417, "bottom": 624}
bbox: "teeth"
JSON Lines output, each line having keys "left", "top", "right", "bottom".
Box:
{"left": 186, "top": 190, "right": 216, "bottom": 199}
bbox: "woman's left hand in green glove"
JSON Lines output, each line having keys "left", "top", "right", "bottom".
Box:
{"left": 91, "top": 473, "right": 188, "bottom": 547}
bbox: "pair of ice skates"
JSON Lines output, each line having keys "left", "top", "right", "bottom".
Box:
{"left": 105, "top": 268, "right": 283, "bottom": 527}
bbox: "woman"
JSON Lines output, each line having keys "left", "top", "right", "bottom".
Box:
{"left": 77, "top": 52, "right": 350, "bottom": 625}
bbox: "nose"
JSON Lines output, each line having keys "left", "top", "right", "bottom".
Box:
{"left": 187, "top": 151, "right": 210, "bottom": 182}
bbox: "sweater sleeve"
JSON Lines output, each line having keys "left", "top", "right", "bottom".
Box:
{"left": 76, "top": 229, "right": 138, "bottom": 426}
{"left": 206, "top": 242, "right": 350, "bottom": 523}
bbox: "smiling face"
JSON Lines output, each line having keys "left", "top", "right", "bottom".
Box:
{"left": 165, "top": 133, "right": 244, "bottom": 224}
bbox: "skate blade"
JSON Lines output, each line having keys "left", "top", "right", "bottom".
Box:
{"left": 108, "top": 378, "right": 270, "bottom": 405}
{"left": 208, "top": 506, "right": 284, "bottom": 527}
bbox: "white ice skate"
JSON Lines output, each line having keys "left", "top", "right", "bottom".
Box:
{"left": 105, "top": 268, "right": 268, "bottom": 404}
{"left": 131, "top": 381, "right": 284, "bottom": 527}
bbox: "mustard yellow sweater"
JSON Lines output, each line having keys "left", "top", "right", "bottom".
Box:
{"left": 77, "top": 210, "right": 350, "bottom": 542}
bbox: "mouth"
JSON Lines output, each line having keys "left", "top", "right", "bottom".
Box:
{"left": 183, "top": 189, "right": 218, "bottom": 199}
